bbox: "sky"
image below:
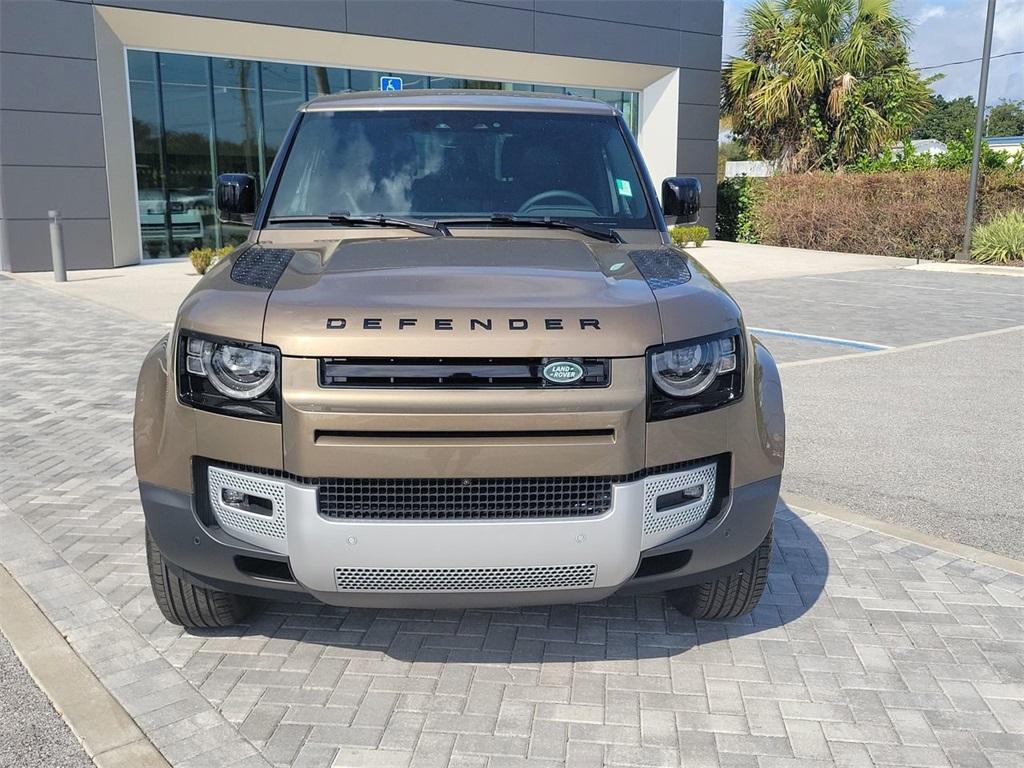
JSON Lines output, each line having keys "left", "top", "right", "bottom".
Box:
{"left": 722, "top": 0, "right": 1024, "bottom": 105}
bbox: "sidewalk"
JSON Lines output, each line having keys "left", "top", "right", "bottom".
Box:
{"left": 12, "top": 258, "right": 200, "bottom": 326}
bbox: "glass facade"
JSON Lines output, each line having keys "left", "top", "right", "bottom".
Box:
{"left": 126, "top": 50, "right": 640, "bottom": 258}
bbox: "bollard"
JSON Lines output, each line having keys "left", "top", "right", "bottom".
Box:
{"left": 48, "top": 210, "right": 67, "bottom": 282}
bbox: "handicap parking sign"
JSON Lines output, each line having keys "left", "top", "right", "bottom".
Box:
{"left": 380, "top": 76, "right": 403, "bottom": 92}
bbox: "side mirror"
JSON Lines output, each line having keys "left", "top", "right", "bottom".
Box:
{"left": 216, "top": 173, "right": 258, "bottom": 224}
{"left": 661, "top": 176, "right": 701, "bottom": 225}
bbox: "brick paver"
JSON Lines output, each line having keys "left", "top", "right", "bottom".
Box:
{"left": 1, "top": 278, "right": 1023, "bottom": 768}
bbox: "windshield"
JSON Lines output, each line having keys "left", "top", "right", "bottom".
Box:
{"left": 268, "top": 109, "right": 653, "bottom": 227}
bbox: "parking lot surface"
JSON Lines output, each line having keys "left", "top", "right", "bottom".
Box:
{"left": 2, "top": 252, "right": 1023, "bottom": 768}
{"left": 0, "top": 630, "right": 95, "bottom": 768}
{"left": 706, "top": 252, "right": 1024, "bottom": 561}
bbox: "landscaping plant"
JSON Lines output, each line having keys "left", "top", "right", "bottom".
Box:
{"left": 188, "top": 245, "right": 233, "bottom": 275}
{"left": 849, "top": 135, "right": 1023, "bottom": 174}
{"left": 716, "top": 177, "right": 762, "bottom": 243}
{"left": 715, "top": 170, "right": 1024, "bottom": 260}
{"left": 722, "top": 0, "right": 932, "bottom": 172}
{"left": 971, "top": 211, "right": 1024, "bottom": 265}
{"left": 671, "top": 225, "right": 709, "bottom": 248}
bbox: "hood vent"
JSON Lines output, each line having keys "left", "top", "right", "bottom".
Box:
{"left": 319, "top": 357, "right": 609, "bottom": 388}
{"left": 230, "top": 246, "right": 294, "bottom": 289}
{"left": 629, "top": 248, "right": 691, "bottom": 289}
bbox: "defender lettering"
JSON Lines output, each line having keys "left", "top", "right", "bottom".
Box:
{"left": 325, "top": 317, "right": 603, "bottom": 331}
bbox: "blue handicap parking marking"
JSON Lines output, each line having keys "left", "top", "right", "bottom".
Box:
{"left": 380, "top": 76, "right": 403, "bottom": 92}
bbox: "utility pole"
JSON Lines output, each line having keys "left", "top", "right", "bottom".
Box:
{"left": 960, "top": 0, "right": 997, "bottom": 260}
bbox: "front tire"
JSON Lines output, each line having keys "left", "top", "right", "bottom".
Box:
{"left": 146, "top": 527, "right": 251, "bottom": 628}
{"left": 667, "top": 527, "right": 772, "bottom": 620}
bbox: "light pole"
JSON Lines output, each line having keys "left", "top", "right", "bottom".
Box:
{"left": 960, "top": 0, "right": 998, "bottom": 261}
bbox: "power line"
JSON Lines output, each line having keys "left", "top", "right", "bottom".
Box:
{"left": 917, "top": 50, "right": 1023, "bottom": 71}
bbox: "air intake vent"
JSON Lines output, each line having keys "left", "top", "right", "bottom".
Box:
{"left": 335, "top": 564, "right": 598, "bottom": 592}
{"left": 641, "top": 462, "right": 717, "bottom": 546}
{"left": 319, "top": 357, "right": 609, "bottom": 388}
{"left": 630, "top": 248, "right": 691, "bottom": 289}
{"left": 207, "top": 466, "right": 288, "bottom": 555}
{"left": 230, "top": 246, "right": 293, "bottom": 289}
{"left": 319, "top": 475, "right": 613, "bottom": 520}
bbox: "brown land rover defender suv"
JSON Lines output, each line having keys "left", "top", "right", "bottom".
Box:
{"left": 134, "top": 90, "right": 785, "bottom": 628}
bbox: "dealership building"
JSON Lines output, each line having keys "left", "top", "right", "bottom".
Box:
{"left": 0, "top": 0, "right": 723, "bottom": 272}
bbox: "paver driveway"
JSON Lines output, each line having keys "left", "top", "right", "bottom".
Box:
{"left": 2, "top": 277, "right": 1023, "bottom": 768}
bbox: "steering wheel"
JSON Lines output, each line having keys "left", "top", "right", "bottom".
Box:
{"left": 517, "top": 190, "right": 599, "bottom": 216}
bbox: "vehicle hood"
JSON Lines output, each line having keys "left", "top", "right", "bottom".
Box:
{"left": 258, "top": 236, "right": 741, "bottom": 357}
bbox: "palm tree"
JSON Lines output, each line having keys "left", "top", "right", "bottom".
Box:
{"left": 722, "top": 0, "right": 932, "bottom": 171}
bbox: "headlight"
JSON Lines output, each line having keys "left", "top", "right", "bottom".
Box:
{"left": 648, "top": 331, "right": 743, "bottom": 420}
{"left": 178, "top": 332, "right": 280, "bottom": 422}
{"left": 199, "top": 341, "right": 276, "bottom": 399}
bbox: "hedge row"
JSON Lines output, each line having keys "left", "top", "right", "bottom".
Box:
{"left": 716, "top": 170, "right": 1024, "bottom": 260}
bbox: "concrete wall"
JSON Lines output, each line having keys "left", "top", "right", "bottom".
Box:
{"left": 0, "top": 0, "right": 723, "bottom": 271}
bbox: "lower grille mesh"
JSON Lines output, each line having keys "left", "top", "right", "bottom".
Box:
{"left": 319, "top": 476, "right": 613, "bottom": 520}
{"left": 335, "top": 564, "right": 598, "bottom": 592}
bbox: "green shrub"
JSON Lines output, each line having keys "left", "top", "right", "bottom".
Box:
{"left": 971, "top": 210, "right": 1024, "bottom": 264}
{"left": 716, "top": 177, "right": 762, "bottom": 243}
{"left": 189, "top": 245, "right": 233, "bottom": 275}
{"left": 850, "top": 135, "right": 1024, "bottom": 174}
{"left": 670, "top": 225, "right": 710, "bottom": 248}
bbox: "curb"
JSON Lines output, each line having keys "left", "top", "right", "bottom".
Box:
{"left": 782, "top": 492, "right": 1024, "bottom": 576}
{"left": 0, "top": 565, "right": 171, "bottom": 768}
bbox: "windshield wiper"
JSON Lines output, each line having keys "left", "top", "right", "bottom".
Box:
{"left": 440, "top": 214, "right": 623, "bottom": 243}
{"left": 268, "top": 212, "right": 450, "bottom": 237}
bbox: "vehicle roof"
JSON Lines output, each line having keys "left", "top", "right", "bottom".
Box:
{"left": 301, "top": 89, "right": 619, "bottom": 115}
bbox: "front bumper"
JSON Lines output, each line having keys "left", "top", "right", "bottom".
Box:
{"left": 142, "top": 462, "right": 780, "bottom": 609}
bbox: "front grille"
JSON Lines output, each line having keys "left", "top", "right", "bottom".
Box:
{"left": 319, "top": 475, "right": 613, "bottom": 520}
{"left": 319, "top": 357, "right": 609, "bottom": 388}
{"left": 335, "top": 564, "right": 598, "bottom": 592}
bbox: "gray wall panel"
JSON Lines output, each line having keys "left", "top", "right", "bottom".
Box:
{"left": 0, "top": 0, "right": 96, "bottom": 59}
{"left": 95, "top": 1, "right": 349, "bottom": 33}
{"left": 534, "top": 13, "right": 680, "bottom": 67}
{"left": 0, "top": 110, "right": 105, "bottom": 167}
{"left": 347, "top": 0, "right": 534, "bottom": 51}
{"left": 0, "top": 52, "right": 102, "bottom": 114}
{"left": 678, "top": 103, "right": 718, "bottom": 140}
{"left": 679, "top": 30, "right": 722, "bottom": 71}
{"left": 680, "top": 0, "right": 723, "bottom": 36}
{"left": 536, "top": 1, "right": 683, "bottom": 30}
{"left": 677, "top": 139, "right": 718, "bottom": 176}
{"left": 678, "top": 67, "right": 720, "bottom": 106}
{"left": 0, "top": 166, "right": 111, "bottom": 220}
{"left": 456, "top": 0, "right": 534, "bottom": 9}
{"left": 3, "top": 218, "right": 114, "bottom": 271}
{"left": 0, "top": 1, "right": 112, "bottom": 271}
